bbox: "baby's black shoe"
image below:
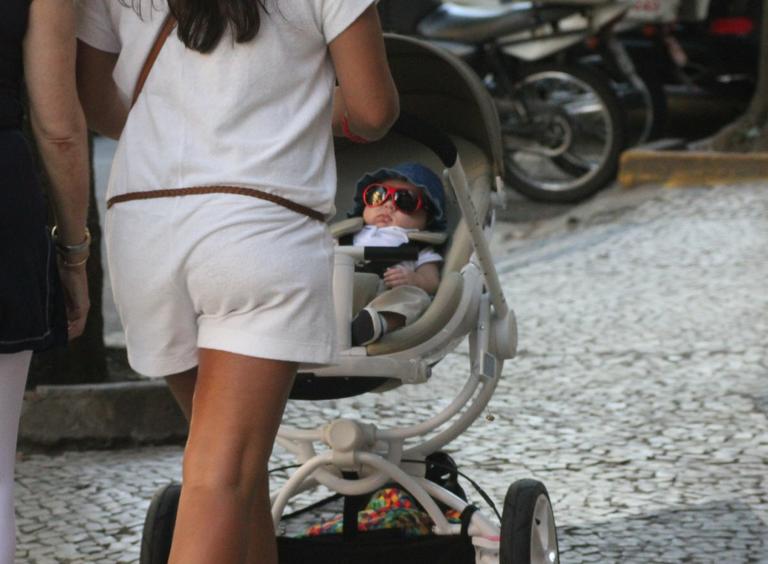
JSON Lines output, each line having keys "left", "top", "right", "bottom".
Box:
{"left": 351, "top": 308, "right": 385, "bottom": 346}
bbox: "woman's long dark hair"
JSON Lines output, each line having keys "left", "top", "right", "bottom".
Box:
{"left": 122, "top": 0, "right": 267, "bottom": 53}
{"left": 169, "top": 0, "right": 267, "bottom": 53}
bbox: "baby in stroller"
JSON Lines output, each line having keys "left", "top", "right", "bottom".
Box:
{"left": 342, "top": 162, "right": 447, "bottom": 346}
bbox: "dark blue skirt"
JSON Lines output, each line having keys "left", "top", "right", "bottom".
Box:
{"left": 0, "top": 129, "right": 67, "bottom": 353}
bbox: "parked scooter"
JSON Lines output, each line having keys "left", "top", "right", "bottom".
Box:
{"left": 378, "top": 0, "right": 636, "bottom": 203}
{"left": 620, "top": 0, "right": 758, "bottom": 100}
{"left": 566, "top": 0, "right": 683, "bottom": 146}
{"left": 588, "top": 0, "right": 757, "bottom": 143}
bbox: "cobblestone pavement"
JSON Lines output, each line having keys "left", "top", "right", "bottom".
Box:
{"left": 15, "top": 184, "right": 768, "bottom": 563}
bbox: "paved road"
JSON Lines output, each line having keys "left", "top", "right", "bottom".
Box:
{"left": 15, "top": 182, "right": 768, "bottom": 563}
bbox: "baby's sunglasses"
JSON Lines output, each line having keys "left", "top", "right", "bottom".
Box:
{"left": 362, "top": 183, "right": 426, "bottom": 214}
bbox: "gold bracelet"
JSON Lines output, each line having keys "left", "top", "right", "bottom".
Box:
{"left": 58, "top": 254, "right": 89, "bottom": 268}
{"left": 52, "top": 226, "right": 91, "bottom": 255}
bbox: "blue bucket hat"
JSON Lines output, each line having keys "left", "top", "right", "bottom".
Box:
{"left": 349, "top": 162, "right": 447, "bottom": 231}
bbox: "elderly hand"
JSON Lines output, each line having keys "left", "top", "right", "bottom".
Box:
{"left": 57, "top": 258, "right": 90, "bottom": 339}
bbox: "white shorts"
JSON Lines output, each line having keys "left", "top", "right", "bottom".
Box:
{"left": 106, "top": 193, "right": 336, "bottom": 377}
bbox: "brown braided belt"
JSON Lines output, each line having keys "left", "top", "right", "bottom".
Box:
{"left": 106, "top": 186, "right": 326, "bottom": 222}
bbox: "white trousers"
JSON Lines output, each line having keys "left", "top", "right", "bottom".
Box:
{"left": 0, "top": 351, "right": 31, "bottom": 564}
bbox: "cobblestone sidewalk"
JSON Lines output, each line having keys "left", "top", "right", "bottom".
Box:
{"left": 15, "top": 184, "right": 768, "bottom": 563}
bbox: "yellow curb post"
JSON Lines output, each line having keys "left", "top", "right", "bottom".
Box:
{"left": 619, "top": 150, "right": 768, "bottom": 189}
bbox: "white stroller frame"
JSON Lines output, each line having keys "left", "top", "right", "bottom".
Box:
{"left": 269, "top": 36, "right": 541, "bottom": 564}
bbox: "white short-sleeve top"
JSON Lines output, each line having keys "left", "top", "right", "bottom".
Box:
{"left": 76, "top": 0, "right": 375, "bottom": 216}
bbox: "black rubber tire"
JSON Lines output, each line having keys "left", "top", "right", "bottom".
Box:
{"left": 499, "top": 479, "right": 559, "bottom": 564}
{"left": 140, "top": 483, "right": 181, "bottom": 564}
{"left": 502, "top": 62, "right": 626, "bottom": 204}
{"left": 628, "top": 58, "right": 668, "bottom": 144}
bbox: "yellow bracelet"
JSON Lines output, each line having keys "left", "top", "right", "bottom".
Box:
{"left": 52, "top": 226, "right": 91, "bottom": 255}
{"left": 58, "top": 254, "right": 89, "bottom": 268}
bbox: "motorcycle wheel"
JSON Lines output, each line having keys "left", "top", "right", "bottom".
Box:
{"left": 500, "top": 63, "right": 626, "bottom": 203}
{"left": 625, "top": 58, "right": 668, "bottom": 145}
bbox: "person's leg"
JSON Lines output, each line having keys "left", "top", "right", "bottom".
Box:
{"left": 0, "top": 351, "right": 32, "bottom": 564}
{"left": 167, "top": 349, "right": 296, "bottom": 564}
{"left": 351, "top": 273, "right": 382, "bottom": 316}
{"left": 165, "top": 368, "right": 198, "bottom": 421}
{"left": 351, "top": 286, "right": 432, "bottom": 345}
{"left": 369, "top": 286, "right": 432, "bottom": 326}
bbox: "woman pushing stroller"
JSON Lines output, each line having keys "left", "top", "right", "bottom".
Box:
{"left": 75, "top": 0, "right": 398, "bottom": 562}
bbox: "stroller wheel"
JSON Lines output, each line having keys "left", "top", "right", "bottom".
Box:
{"left": 140, "top": 482, "right": 181, "bottom": 564}
{"left": 499, "top": 479, "right": 559, "bottom": 564}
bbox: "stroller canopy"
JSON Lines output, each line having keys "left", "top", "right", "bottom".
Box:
{"left": 382, "top": 34, "right": 504, "bottom": 179}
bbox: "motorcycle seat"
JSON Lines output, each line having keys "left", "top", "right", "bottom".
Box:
{"left": 417, "top": 2, "right": 580, "bottom": 44}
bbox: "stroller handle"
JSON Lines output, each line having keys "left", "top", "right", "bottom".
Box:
{"left": 391, "top": 113, "right": 458, "bottom": 169}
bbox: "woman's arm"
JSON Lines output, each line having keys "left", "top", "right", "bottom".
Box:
{"left": 23, "top": 0, "right": 90, "bottom": 338}
{"left": 75, "top": 41, "right": 126, "bottom": 140}
{"left": 329, "top": 5, "right": 399, "bottom": 141}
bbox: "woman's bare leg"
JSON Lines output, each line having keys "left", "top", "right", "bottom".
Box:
{"left": 0, "top": 351, "right": 32, "bottom": 564}
{"left": 167, "top": 349, "right": 295, "bottom": 564}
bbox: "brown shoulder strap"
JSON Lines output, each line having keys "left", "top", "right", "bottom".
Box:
{"left": 131, "top": 14, "right": 177, "bottom": 108}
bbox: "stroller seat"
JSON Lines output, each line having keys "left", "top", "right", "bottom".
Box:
{"left": 292, "top": 132, "right": 497, "bottom": 400}
{"left": 332, "top": 133, "right": 494, "bottom": 356}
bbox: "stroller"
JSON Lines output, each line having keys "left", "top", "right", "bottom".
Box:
{"left": 140, "top": 34, "right": 559, "bottom": 564}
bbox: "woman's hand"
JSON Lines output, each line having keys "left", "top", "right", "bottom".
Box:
{"left": 57, "top": 260, "right": 90, "bottom": 339}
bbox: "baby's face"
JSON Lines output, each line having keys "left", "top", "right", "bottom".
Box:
{"left": 362, "top": 179, "right": 429, "bottom": 230}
